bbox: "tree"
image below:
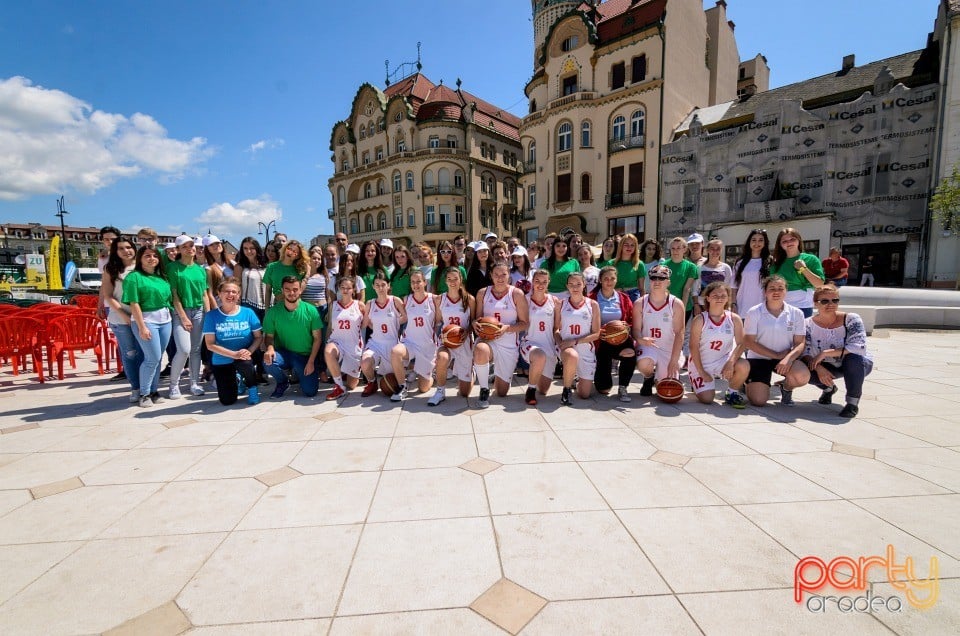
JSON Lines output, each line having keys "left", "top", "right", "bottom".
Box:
{"left": 929, "top": 161, "right": 960, "bottom": 233}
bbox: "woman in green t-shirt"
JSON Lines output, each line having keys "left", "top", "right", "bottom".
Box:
{"left": 263, "top": 239, "right": 309, "bottom": 302}
{"left": 609, "top": 233, "right": 646, "bottom": 302}
{"left": 123, "top": 246, "right": 173, "bottom": 407}
{"left": 771, "top": 228, "right": 824, "bottom": 317}
{"left": 168, "top": 236, "right": 211, "bottom": 399}
{"left": 544, "top": 235, "right": 581, "bottom": 298}
{"left": 389, "top": 245, "right": 414, "bottom": 299}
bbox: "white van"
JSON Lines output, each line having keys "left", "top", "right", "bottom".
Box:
{"left": 75, "top": 268, "right": 102, "bottom": 291}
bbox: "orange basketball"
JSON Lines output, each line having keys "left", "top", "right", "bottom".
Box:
{"left": 475, "top": 316, "right": 503, "bottom": 340}
{"left": 378, "top": 372, "right": 400, "bottom": 397}
{"left": 441, "top": 324, "right": 467, "bottom": 349}
{"left": 656, "top": 378, "right": 685, "bottom": 404}
{"left": 600, "top": 320, "right": 630, "bottom": 346}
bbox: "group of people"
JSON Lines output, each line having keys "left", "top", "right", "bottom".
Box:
{"left": 97, "top": 224, "right": 873, "bottom": 420}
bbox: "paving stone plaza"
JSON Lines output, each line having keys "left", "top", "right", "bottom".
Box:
{"left": 0, "top": 329, "right": 958, "bottom": 635}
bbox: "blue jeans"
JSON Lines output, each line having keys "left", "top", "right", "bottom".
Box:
{"left": 264, "top": 348, "right": 319, "bottom": 397}
{"left": 811, "top": 353, "right": 872, "bottom": 403}
{"left": 110, "top": 322, "right": 143, "bottom": 392}
{"left": 171, "top": 307, "right": 204, "bottom": 388}
{"left": 133, "top": 321, "right": 172, "bottom": 396}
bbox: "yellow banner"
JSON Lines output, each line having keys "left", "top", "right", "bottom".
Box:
{"left": 48, "top": 235, "right": 63, "bottom": 290}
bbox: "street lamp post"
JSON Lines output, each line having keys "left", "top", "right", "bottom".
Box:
{"left": 54, "top": 195, "right": 69, "bottom": 280}
{"left": 257, "top": 220, "right": 277, "bottom": 244}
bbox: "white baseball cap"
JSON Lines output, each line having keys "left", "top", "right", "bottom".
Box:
{"left": 174, "top": 234, "right": 194, "bottom": 247}
{"left": 345, "top": 243, "right": 360, "bottom": 255}
{"left": 510, "top": 246, "right": 528, "bottom": 257}
{"left": 686, "top": 233, "right": 704, "bottom": 244}
{"left": 484, "top": 232, "right": 498, "bottom": 240}
{"left": 202, "top": 234, "right": 221, "bottom": 247}
{"left": 472, "top": 241, "right": 489, "bottom": 251}
{"left": 193, "top": 236, "right": 204, "bottom": 246}
{"left": 164, "top": 242, "right": 177, "bottom": 250}
{"left": 379, "top": 238, "right": 394, "bottom": 249}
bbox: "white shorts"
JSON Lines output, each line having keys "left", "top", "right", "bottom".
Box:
{"left": 363, "top": 339, "right": 394, "bottom": 371}
{"left": 688, "top": 358, "right": 726, "bottom": 394}
{"left": 400, "top": 337, "right": 438, "bottom": 379}
{"left": 638, "top": 347, "right": 675, "bottom": 381}
{"left": 520, "top": 341, "right": 557, "bottom": 372}
{"left": 488, "top": 338, "right": 520, "bottom": 383}
{"left": 331, "top": 339, "right": 361, "bottom": 378}
{"left": 447, "top": 343, "right": 474, "bottom": 381}
{"left": 571, "top": 342, "right": 596, "bottom": 380}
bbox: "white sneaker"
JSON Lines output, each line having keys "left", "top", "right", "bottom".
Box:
{"left": 190, "top": 384, "right": 205, "bottom": 396}
{"left": 427, "top": 387, "right": 446, "bottom": 406}
{"left": 618, "top": 386, "right": 632, "bottom": 403}
{"left": 391, "top": 387, "right": 407, "bottom": 402}
{"left": 169, "top": 387, "right": 182, "bottom": 400}
{"left": 405, "top": 370, "right": 416, "bottom": 387}
{"left": 129, "top": 389, "right": 140, "bottom": 403}
{"left": 138, "top": 395, "right": 152, "bottom": 408}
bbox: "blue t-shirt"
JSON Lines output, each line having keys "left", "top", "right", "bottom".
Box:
{"left": 202, "top": 306, "right": 262, "bottom": 365}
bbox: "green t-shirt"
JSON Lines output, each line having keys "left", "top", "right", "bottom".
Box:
{"left": 432, "top": 265, "right": 467, "bottom": 295}
{"left": 772, "top": 253, "right": 824, "bottom": 291}
{"left": 122, "top": 271, "right": 172, "bottom": 312}
{"left": 263, "top": 261, "right": 305, "bottom": 296}
{"left": 546, "top": 259, "right": 581, "bottom": 293}
{"left": 390, "top": 268, "right": 412, "bottom": 298}
{"left": 360, "top": 267, "right": 387, "bottom": 302}
{"left": 167, "top": 261, "right": 207, "bottom": 309}
{"left": 597, "top": 258, "right": 615, "bottom": 269}
{"left": 665, "top": 259, "right": 699, "bottom": 310}
{"left": 263, "top": 300, "right": 321, "bottom": 355}
{"left": 613, "top": 260, "right": 646, "bottom": 291}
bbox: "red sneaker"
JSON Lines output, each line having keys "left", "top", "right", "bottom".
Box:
{"left": 361, "top": 381, "right": 378, "bottom": 397}
{"left": 326, "top": 385, "right": 346, "bottom": 401}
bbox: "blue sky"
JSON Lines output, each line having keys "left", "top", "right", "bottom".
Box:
{"left": 0, "top": 0, "right": 940, "bottom": 246}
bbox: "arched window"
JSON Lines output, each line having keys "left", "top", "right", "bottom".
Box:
{"left": 365, "top": 214, "right": 374, "bottom": 232}
{"left": 631, "top": 109, "right": 645, "bottom": 139}
{"left": 558, "top": 122, "right": 572, "bottom": 152}
{"left": 528, "top": 141, "right": 536, "bottom": 165}
{"left": 529, "top": 99, "right": 537, "bottom": 113}
{"left": 454, "top": 169, "right": 464, "bottom": 188}
{"left": 350, "top": 217, "right": 359, "bottom": 234}
{"left": 438, "top": 168, "right": 450, "bottom": 188}
{"left": 405, "top": 171, "right": 414, "bottom": 190}
{"left": 581, "top": 173, "right": 591, "bottom": 201}
{"left": 581, "top": 121, "right": 591, "bottom": 148}
{"left": 337, "top": 186, "right": 346, "bottom": 204}
{"left": 340, "top": 153, "right": 349, "bottom": 171}
{"left": 612, "top": 116, "right": 626, "bottom": 141}
{"left": 377, "top": 178, "right": 385, "bottom": 195}
{"left": 423, "top": 169, "right": 435, "bottom": 188}
{"left": 378, "top": 212, "right": 387, "bottom": 230}
{"left": 368, "top": 122, "right": 374, "bottom": 137}
{"left": 393, "top": 171, "right": 401, "bottom": 192}
{"left": 378, "top": 118, "right": 385, "bottom": 131}
{"left": 364, "top": 183, "right": 372, "bottom": 198}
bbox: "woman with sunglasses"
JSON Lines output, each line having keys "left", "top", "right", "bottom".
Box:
{"left": 358, "top": 240, "right": 386, "bottom": 302}
{"left": 389, "top": 244, "right": 414, "bottom": 299}
{"left": 429, "top": 267, "right": 476, "bottom": 405}
{"left": 608, "top": 233, "right": 646, "bottom": 302}
{"left": 263, "top": 239, "right": 308, "bottom": 304}
{"left": 633, "top": 264, "right": 685, "bottom": 397}
{"left": 640, "top": 238, "right": 662, "bottom": 293}
{"left": 544, "top": 235, "right": 580, "bottom": 300}
{"left": 123, "top": 246, "right": 173, "bottom": 407}
{"left": 557, "top": 272, "right": 601, "bottom": 406}
{"left": 473, "top": 261, "right": 530, "bottom": 408}
{"left": 742, "top": 275, "right": 809, "bottom": 407}
{"left": 103, "top": 238, "right": 144, "bottom": 403}
{"left": 431, "top": 241, "right": 467, "bottom": 295}
{"left": 360, "top": 271, "right": 406, "bottom": 397}
{"left": 771, "top": 228, "right": 824, "bottom": 318}
{"left": 466, "top": 242, "right": 492, "bottom": 296}
{"left": 203, "top": 277, "right": 263, "bottom": 406}
{"left": 236, "top": 237, "right": 267, "bottom": 322}
{"left": 802, "top": 285, "right": 873, "bottom": 418}
{"left": 589, "top": 266, "right": 636, "bottom": 402}
{"left": 520, "top": 269, "right": 560, "bottom": 406}
{"left": 732, "top": 229, "right": 771, "bottom": 316}
{"left": 390, "top": 269, "right": 438, "bottom": 402}
{"left": 689, "top": 282, "right": 749, "bottom": 408}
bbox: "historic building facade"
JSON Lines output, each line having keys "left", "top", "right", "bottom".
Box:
{"left": 518, "top": 0, "right": 748, "bottom": 245}
{"left": 327, "top": 74, "right": 522, "bottom": 248}
{"left": 661, "top": 44, "right": 940, "bottom": 287}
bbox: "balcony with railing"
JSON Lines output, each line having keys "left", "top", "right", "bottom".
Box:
{"left": 521, "top": 162, "right": 536, "bottom": 175}
{"left": 605, "top": 192, "right": 644, "bottom": 209}
{"left": 609, "top": 135, "right": 646, "bottom": 154}
{"left": 423, "top": 185, "right": 466, "bottom": 196}
{"left": 521, "top": 207, "right": 537, "bottom": 221}
{"left": 423, "top": 221, "right": 467, "bottom": 235}
{"left": 480, "top": 191, "right": 498, "bottom": 202}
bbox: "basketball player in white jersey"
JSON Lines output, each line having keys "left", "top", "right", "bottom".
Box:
{"left": 324, "top": 276, "right": 366, "bottom": 400}
{"left": 633, "top": 264, "right": 685, "bottom": 396}
{"left": 558, "top": 272, "right": 601, "bottom": 405}
{"left": 360, "top": 272, "right": 406, "bottom": 397}
{"left": 390, "top": 270, "right": 438, "bottom": 402}
{"left": 429, "top": 267, "right": 476, "bottom": 405}
{"left": 472, "top": 261, "right": 529, "bottom": 408}
{"left": 520, "top": 269, "right": 560, "bottom": 406}
{"left": 688, "top": 281, "right": 750, "bottom": 407}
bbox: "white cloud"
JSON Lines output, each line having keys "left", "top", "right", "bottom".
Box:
{"left": 247, "top": 138, "right": 284, "bottom": 154}
{"left": 194, "top": 195, "right": 282, "bottom": 241}
{"left": 0, "top": 76, "right": 212, "bottom": 200}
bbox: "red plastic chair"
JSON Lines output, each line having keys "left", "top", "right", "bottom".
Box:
{"left": 0, "top": 316, "right": 45, "bottom": 382}
{"left": 42, "top": 313, "right": 107, "bottom": 380}
{"left": 69, "top": 295, "right": 101, "bottom": 310}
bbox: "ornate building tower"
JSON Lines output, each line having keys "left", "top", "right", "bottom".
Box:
{"left": 532, "top": 0, "right": 580, "bottom": 67}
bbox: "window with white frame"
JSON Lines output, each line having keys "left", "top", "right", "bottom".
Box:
{"left": 407, "top": 208, "right": 416, "bottom": 227}
{"left": 631, "top": 110, "right": 645, "bottom": 139}
{"left": 365, "top": 215, "right": 374, "bottom": 232}
{"left": 393, "top": 172, "right": 401, "bottom": 192}
{"left": 405, "top": 171, "right": 414, "bottom": 190}
{"left": 378, "top": 212, "right": 387, "bottom": 230}
{"left": 528, "top": 185, "right": 536, "bottom": 210}
{"left": 425, "top": 205, "right": 436, "bottom": 226}
{"left": 429, "top": 136, "right": 440, "bottom": 148}
{"left": 612, "top": 116, "right": 626, "bottom": 140}
{"left": 394, "top": 208, "right": 403, "bottom": 227}
{"left": 455, "top": 205, "right": 464, "bottom": 224}
{"left": 364, "top": 183, "right": 372, "bottom": 198}
{"left": 581, "top": 121, "right": 591, "bottom": 147}
{"left": 528, "top": 141, "right": 536, "bottom": 164}
{"left": 558, "top": 122, "right": 572, "bottom": 152}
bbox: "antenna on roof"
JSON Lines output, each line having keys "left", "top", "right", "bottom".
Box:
{"left": 456, "top": 78, "right": 462, "bottom": 90}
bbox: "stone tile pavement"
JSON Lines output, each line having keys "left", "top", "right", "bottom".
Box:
{"left": 0, "top": 329, "right": 957, "bottom": 635}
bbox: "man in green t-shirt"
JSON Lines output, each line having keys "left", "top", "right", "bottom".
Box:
{"left": 263, "top": 276, "right": 322, "bottom": 398}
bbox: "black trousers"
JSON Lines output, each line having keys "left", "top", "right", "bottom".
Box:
{"left": 211, "top": 354, "right": 261, "bottom": 405}
{"left": 594, "top": 337, "right": 636, "bottom": 392}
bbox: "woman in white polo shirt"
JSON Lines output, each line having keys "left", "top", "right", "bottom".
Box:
{"left": 742, "top": 275, "right": 810, "bottom": 407}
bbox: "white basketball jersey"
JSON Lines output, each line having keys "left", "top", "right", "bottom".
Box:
{"left": 330, "top": 300, "right": 363, "bottom": 347}
{"left": 404, "top": 293, "right": 437, "bottom": 346}
{"left": 482, "top": 287, "right": 518, "bottom": 326}
{"left": 524, "top": 295, "right": 556, "bottom": 350}
{"left": 439, "top": 293, "right": 471, "bottom": 330}
{"left": 368, "top": 296, "right": 401, "bottom": 346}
{"left": 699, "top": 310, "right": 736, "bottom": 367}
{"left": 640, "top": 294, "right": 677, "bottom": 350}
{"left": 560, "top": 297, "right": 593, "bottom": 342}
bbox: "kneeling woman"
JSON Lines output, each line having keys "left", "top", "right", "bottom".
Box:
{"left": 557, "top": 272, "right": 601, "bottom": 405}
{"left": 589, "top": 266, "right": 636, "bottom": 402}
{"left": 390, "top": 270, "right": 438, "bottom": 402}
{"left": 360, "top": 272, "right": 406, "bottom": 396}
{"left": 520, "top": 269, "right": 560, "bottom": 406}
{"left": 688, "top": 282, "right": 749, "bottom": 407}
{"left": 429, "top": 267, "right": 476, "bottom": 405}
{"left": 324, "top": 277, "right": 367, "bottom": 400}
{"left": 633, "top": 264, "right": 685, "bottom": 397}
{"left": 472, "top": 261, "right": 530, "bottom": 408}
{"left": 203, "top": 278, "right": 264, "bottom": 405}
{"left": 742, "top": 275, "right": 810, "bottom": 406}
{"left": 802, "top": 285, "right": 873, "bottom": 418}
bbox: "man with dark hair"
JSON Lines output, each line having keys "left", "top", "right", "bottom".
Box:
{"left": 98, "top": 226, "right": 121, "bottom": 272}
{"left": 335, "top": 232, "right": 349, "bottom": 255}
{"left": 453, "top": 235, "right": 467, "bottom": 265}
{"left": 262, "top": 275, "right": 322, "bottom": 398}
